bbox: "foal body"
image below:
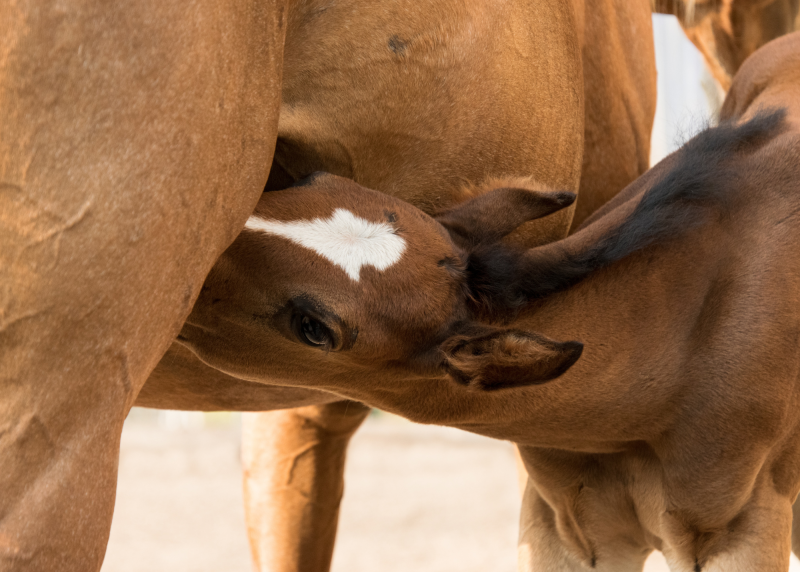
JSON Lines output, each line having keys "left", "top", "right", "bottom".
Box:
{"left": 505, "top": 164, "right": 800, "bottom": 571}
{"left": 180, "top": 33, "right": 800, "bottom": 571}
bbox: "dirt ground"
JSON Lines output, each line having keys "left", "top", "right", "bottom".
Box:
{"left": 102, "top": 410, "right": 799, "bottom": 572}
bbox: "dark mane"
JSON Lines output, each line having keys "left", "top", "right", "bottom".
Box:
{"left": 468, "top": 108, "right": 787, "bottom": 317}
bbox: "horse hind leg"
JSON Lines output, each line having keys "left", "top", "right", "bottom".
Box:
{"left": 242, "top": 401, "right": 371, "bottom": 572}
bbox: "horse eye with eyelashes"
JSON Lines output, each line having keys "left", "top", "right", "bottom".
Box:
{"left": 296, "top": 315, "right": 332, "bottom": 348}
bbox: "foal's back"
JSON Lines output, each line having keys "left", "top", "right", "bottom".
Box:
{"left": 716, "top": 32, "right": 800, "bottom": 260}
{"left": 722, "top": 32, "right": 800, "bottom": 126}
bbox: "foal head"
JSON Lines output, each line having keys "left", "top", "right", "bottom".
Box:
{"left": 179, "top": 173, "right": 582, "bottom": 390}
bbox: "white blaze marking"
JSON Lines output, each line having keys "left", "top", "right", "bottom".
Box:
{"left": 245, "top": 208, "right": 406, "bottom": 282}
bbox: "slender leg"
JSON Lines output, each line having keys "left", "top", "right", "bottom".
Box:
{"left": 518, "top": 483, "right": 586, "bottom": 572}
{"left": 518, "top": 478, "right": 650, "bottom": 572}
{"left": 514, "top": 446, "right": 529, "bottom": 495}
{"left": 242, "top": 401, "right": 371, "bottom": 572}
{"left": 0, "top": 1, "right": 285, "bottom": 569}
{"left": 697, "top": 490, "right": 793, "bottom": 572}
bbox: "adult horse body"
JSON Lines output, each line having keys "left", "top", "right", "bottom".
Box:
{"left": 138, "top": 1, "right": 656, "bottom": 570}
{"left": 2, "top": 0, "right": 623, "bottom": 569}
{"left": 178, "top": 32, "right": 800, "bottom": 571}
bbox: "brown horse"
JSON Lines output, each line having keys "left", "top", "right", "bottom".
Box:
{"left": 653, "top": 0, "right": 800, "bottom": 90}
{"left": 1, "top": 0, "right": 655, "bottom": 569}
{"left": 137, "top": 1, "right": 656, "bottom": 570}
{"left": 221, "top": 2, "right": 800, "bottom": 568}
{"left": 178, "top": 32, "right": 800, "bottom": 571}
{"left": 0, "top": 1, "right": 285, "bottom": 570}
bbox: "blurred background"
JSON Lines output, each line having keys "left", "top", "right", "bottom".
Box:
{"left": 101, "top": 14, "right": 800, "bottom": 572}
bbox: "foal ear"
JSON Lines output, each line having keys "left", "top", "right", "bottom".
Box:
{"left": 441, "top": 327, "right": 582, "bottom": 391}
{"left": 435, "top": 184, "right": 575, "bottom": 248}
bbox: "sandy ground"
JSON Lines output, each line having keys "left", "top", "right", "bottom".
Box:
{"left": 102, "top": 410, "right": 799, "bottom": 572}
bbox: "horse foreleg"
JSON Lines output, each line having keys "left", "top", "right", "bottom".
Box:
{"left": 242, "top": 401, "right": 371, "bottom": 572}
{"left": 0, "top": 0, "right": 285, "bottom": 568}
{"left": 518, "top": 478, "right": 651, "bottom": 572}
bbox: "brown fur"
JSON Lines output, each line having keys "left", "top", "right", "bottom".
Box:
{"left": 572, "top": 0, "right": 656, "bottom": 230}
{"left": 137, "top": 2, "right": 657, "bottom": 571}
{"left": 654, "top": 0, "right": 800, "bottom": 91}
{"left": 0, "top": 1, "right": 653, "bottom": 570}
{"left": 0, "top": 1, "right": 592, "bottom": 568}
{"left": 135, "top": 343, "right": 339, "bottom": 411}
{"left": 443, "top": 328, "right": 584, "bottom": 391}
{"left": 182, "top": 33, "right": 800, "bottom": 571}
{"left": 241, "top": 401, "right": 371, "bottom": 572}
{"left": 0, "top": 1, "right": 286, "bottom": 570}
{"left": 244, "top": 2, "right": 654, "bottom": 568}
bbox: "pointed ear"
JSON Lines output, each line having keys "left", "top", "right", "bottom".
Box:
{"left": 441, "top": 327, "right": 582, "bottom": 391}
{"left": 435, "top": 184, "right": 575, "bottom": 249}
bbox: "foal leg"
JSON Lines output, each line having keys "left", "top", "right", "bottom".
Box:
{"left": 514, "top": 447, "right": 530, "bottom": 494}
{"left": 518, "top": 479, "right": 650, "bottom": 572}
{"left": 242, "top": 401, "right": 371, "bottom": 572}
{"left": 518, "top": 485, "right": 589, "bottom": 572}
{"left": 0, "top": 1, "right": 284, "bottom": 569}
{"left": 697, "top": 492, "right": 793, "bottom": 572}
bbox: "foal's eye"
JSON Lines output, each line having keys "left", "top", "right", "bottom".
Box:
{"left": 298, "top": 315, "right": 331, "bottom": 348}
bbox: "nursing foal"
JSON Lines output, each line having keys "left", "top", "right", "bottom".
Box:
{"left": 180, "top": 37, "right": 800, "bottom": 572}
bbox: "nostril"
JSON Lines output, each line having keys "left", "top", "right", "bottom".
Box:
{"left": 211, "top": 298, "right": 222, "bottom": 305}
